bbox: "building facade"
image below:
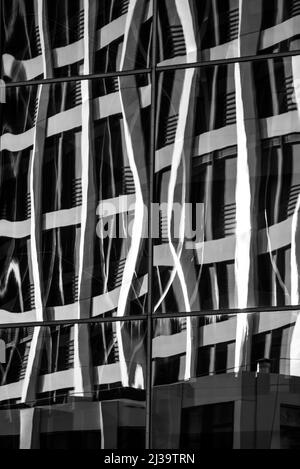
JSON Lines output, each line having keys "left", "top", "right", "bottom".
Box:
{"left": 1, "top": 0, "right": 300, "bottom": 449}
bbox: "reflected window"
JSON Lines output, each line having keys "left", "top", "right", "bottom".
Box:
{"left": 180, "top": 402, "right": 234, "bottom": 450}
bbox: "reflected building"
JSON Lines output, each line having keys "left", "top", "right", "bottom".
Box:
{"left": 1, "top": 0, "right": 300, "bottom": 449}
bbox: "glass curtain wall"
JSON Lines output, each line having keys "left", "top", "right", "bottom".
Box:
{"left": 1, "top": 0, "right": 300, "bottom": 449}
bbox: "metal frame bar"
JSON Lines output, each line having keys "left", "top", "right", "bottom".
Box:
{"left": 3, "top": 50, "right": 300, "bottom": 89}
{"left": 0, "top": 304, "right": 299, "bottom": 330}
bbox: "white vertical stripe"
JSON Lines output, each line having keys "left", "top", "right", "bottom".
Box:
{"left": 290, "top": 57, "right": 300, "bottom": 376}
{"left": 234, "top": 0, "right": 251, "bottom": 373}
{"left": 38, "top": 0, "right": 48, "bottom": 76}
{"left": 29, "top": 86, "right": 44, "bottom": 319}
{"left": 116, "top": 99, "right": 144, "bottom": 387}
{"left": 99, "top": 402, "right": 105, "bottom": 448}
{"left": 74, "top": 0, "right": 92, "bottom": 395}
{"left": 289, "top": 152, "right": 300, "bottom": 378}
{"left": 117, "top": 0, "right": 145, "bottom": 387}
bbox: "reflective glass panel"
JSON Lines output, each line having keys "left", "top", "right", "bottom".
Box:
{"left": 0, "top": 320, "right": 147, "bottom": 449}
{"left": 1, "top": 0, "right": 152, "bottom": 82}
{"left": 152, "top": 312, "right": 300, "bottom": 449}
{"left": 157, "top": 0, "right": 300, "bottom": 67}
{"left": 153, "top": 58, "right": 300, "bottom": 312}
{"left": 0, "top": 75, "right": 151, "bottom": 320}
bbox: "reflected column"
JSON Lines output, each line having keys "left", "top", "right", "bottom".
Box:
{"left": 234, "top": 0, "right": 263, "bottom": 372}
{"left": 74, "top": 0, "right": 98, "bottom": 397}
{"left": 117, "top": 0, "right": 148, "bottom": 387}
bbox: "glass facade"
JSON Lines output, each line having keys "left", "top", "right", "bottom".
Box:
{"left": 154, "top": 57, "right": 300, "bottom": 312}
{"left": 157, "top": 0, "right": 300, "bottom": 66}
{"left": 0, "top": 76, "right": 150, "bottom": 318}
{"left": 1, "top": 0, "right": 152, "bottom": 80}
{"left": 1, "top": 0, "right": 300, "bottom": 449}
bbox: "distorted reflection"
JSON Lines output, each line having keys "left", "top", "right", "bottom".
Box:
{"left": 0, "top": 75, "right": 150, "bottom": 321}
{"left": 1, "top": 0, "right": 153, "bottom": 82}
{"left": 157, "top": 0, "right": 300, "bottom": 66}
{"left": 0, "top": 320, "right": 146, "bottom": 449}
{"left": 154, "top": 58, "right": 300, "bottom": 312}
{"left": 152, "top": 312, "right": 300, "bottom": 449}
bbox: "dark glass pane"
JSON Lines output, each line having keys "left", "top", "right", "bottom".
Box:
{"left": 1, "top": 0, "right": 152, "bottom": 82}
{"left": 281, "top": 405, "right": 300, "bottom": 449}
{"left": 0, "top": 320, "right": 147, "bottom": 449}
{"left": 180, "top": 402, "right": 234, "bottom": 450}
{"left": 152, "top": 312, "right": 300, "bottom": 449}
{"left": 0, "top": 75, "right": 150, "bottom": 320}
{"left": 154, "top": 58, "right": 300, "bottom": 313}
{"left": 157, "top": 0, "right": 300, "bottom": 67}
{"left": 0, "top": 238, "right": 32, "bottom": 314}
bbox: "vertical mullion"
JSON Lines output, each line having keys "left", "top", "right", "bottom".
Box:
{"left": 146, "top": 0, "right": 157, "bottom": 451}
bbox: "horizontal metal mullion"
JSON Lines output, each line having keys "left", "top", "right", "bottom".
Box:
{"left": 0, "top": 304, "right": 300, "bottom": 329}
{"left": 0, "top": 314, "right": 147, "bottom": 329}
{"left": 3, "top": 68, "right": 152, "bottom": 89}
{"left": 3, "top": 51, "right": 300, "bottom": 89}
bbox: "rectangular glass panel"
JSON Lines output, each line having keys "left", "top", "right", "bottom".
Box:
{"left": 1, "top": 0, "right": 153, "bottom": 82}
{"left": 152, "top": 312, "right": 300, "bottom": 449}
{"left": 153, "top": 58, "right": 300, "bottom": 312}
{"left": 157, "top": 0, "right": 300, "bottom": 67}
{"left": 0, "top": 319, "right": 147, "bottom": 449}
{"left": 0, "top": 75, "right": 151, "bottom": 320}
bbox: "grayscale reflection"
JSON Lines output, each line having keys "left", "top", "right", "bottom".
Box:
{"left": 0, "top": 75, "right": 150, "bottom": 321}
{"left": 1, "top": 0, "right": 153, "bottom": 81}
{"left": 157, "top": 0, "right": 300, "bottom": 66}
{"left": 0, "top": 321, "right": 146, "bottom": 449}
{"left": 152, "top": 312, "right": 300, "bottom": 449}
{"left": 1, "top": 0, "right": 300, "bottom": 451}
{"left": 154, "top": 58, "right": 300, "bottom": 313}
